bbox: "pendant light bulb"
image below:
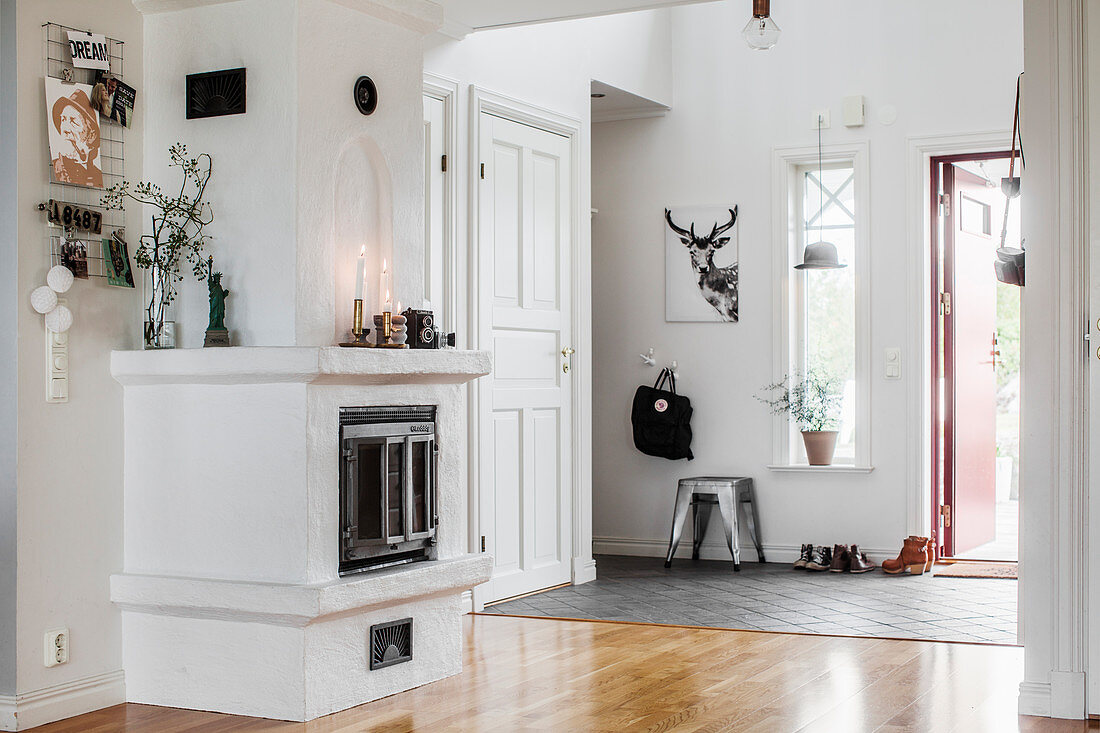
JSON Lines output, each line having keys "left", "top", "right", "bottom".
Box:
{"left": 742, "top": 0, "right": 780, "bottom": 50}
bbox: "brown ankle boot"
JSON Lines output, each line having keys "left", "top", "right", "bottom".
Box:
{"left": 882, "top": 537, "right": 929, "bottom": 575}
{"left": 922, "top": 538, "right": 935, "bottom": 572}
{"left": 848, "top": 545, "right": 875, "bottom": 573}
{"left": 904, "top": 535, "right": 935, "bottom": 572}
{"left": 829, "top": 544, "right": 850, "bottom": 573}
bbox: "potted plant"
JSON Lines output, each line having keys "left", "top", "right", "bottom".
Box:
{"left": 102, "top": 143, "right": 213, "bottom": 349}
{"left": 758, "top": 370, "right": 844, "bottom": 466}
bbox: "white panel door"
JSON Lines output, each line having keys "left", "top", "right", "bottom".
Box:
{"left": 478, "top": 112, "right": 573, "bottom": 602}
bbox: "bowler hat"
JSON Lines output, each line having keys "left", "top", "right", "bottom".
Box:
{"left": 794, "top": 240, "right": 847, "bottom": 270}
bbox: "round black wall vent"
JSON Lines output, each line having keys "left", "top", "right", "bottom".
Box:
{"left": 354, "top": 76, "right": 378, "bottom": 115}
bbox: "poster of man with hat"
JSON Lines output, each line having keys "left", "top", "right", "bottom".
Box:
{"left": 45, "top": 77, "right": 103, "bottom": 188}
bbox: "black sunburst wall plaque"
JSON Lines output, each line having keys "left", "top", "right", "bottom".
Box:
{"left": 186, "top": 68, "right": 247, "bottom": 120}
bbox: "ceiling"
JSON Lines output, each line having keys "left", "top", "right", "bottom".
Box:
{"left": 436, "top": 0, "right": 720, "bottom": 34}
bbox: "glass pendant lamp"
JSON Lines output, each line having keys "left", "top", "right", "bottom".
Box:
{"left": 742, "top": 0, "right": 781, "bottom": 50}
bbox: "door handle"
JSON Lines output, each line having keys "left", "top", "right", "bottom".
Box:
{"left": 562, "top": 346, "right": 574, "bottom": 374}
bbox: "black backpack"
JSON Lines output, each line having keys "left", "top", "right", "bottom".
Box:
{"left": 631, "top": 368, "right": 694, "bottom": 461}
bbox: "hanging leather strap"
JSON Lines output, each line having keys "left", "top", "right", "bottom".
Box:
{"left": 1000, "top": 74, "right": 1024, "bottom": 251}
{"left": 1008, "top": 74, "right": 1021, "bottom": 179}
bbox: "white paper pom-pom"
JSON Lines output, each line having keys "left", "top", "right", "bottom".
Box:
{"left": 46, "top": 265, "right": 74, "bottom": 293}
{"left": 31, "top": 286, "right": 58, "bottom": 315}
{"left": 44, "top": 304, "right": 73, "bottom": 333}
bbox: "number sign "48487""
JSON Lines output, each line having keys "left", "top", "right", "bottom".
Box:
{"left": 45, "top": 199, "right": 103, "bottom": 235}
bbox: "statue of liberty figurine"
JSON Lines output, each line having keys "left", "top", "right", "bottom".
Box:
{"left": 204, "top": 256, "right": 231, "bottom": 347}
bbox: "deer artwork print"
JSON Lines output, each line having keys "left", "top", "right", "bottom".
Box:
{"left": 664, "top": 206, "right": 739, "bottom": 322}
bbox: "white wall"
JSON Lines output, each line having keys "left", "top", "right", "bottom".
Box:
{"left": 143, "top": 0, "right": 298, "bottom": 348}
{"left": 591, "top": 0, "right": 1024, "bottom": 559}
{"left": 294, "top": 0, "right": 426, "bottom": 346}
{"left": 9, "top": 0, "right": 144, "bottom": 716}
{"left": 0, "top": 0, "right": 19, "bottom": 699}
{"left": 144, "top": 0, "right": 433, "bottom": 349}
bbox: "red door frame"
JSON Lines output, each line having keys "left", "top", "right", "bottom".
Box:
{"left": 929, "top": 151, "right": 1012, "bottom": 559}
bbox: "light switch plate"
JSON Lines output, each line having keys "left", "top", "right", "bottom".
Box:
{"left": 46, "top": 300, "right": 69, "bottom": 403}
{"left": 884, "top": 347, "right": 901, "bottom": 380}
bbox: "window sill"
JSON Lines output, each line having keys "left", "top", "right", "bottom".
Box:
{"left": 766, "top": 464, "right": 875, "bottom": 474}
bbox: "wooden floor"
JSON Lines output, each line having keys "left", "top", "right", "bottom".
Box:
{"left": 33, "top": 615, "right": 1089, "bottom": 733}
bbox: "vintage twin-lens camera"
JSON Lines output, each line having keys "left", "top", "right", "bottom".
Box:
{"left": 402, "top": 308, "right": 456, "bottom": 349}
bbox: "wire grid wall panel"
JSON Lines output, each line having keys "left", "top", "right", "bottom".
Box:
{"left": 42, "top": 22, "right": 126, "bottom": 280}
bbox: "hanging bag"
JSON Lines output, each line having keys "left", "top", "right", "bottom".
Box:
{"left": 631, "top": 368, "right": 694, "bottom": 460}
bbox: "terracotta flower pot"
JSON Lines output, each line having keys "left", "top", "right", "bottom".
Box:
{"left": 801, "top": 430, "right": 839, "bottom": 466}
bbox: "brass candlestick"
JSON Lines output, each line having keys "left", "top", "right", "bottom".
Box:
{"left": 339, "top": 299, "right": 372, "bottom": 347}
{"left": 371, "top": 312, "right": 408, "bottom": 348}
{"left": 353, "top": 299, "right": 367, "bottom": 343}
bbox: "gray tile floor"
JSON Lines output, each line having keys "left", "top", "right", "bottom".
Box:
{"left": 481, "top": 555, "right": 1018, "bottom": 645}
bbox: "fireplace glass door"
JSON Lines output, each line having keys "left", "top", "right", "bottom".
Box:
{"left": 342, "top": 424, "right": 436, "bottom": 572}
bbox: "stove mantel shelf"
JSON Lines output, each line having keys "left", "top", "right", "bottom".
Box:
{"left": 111, "top": 346, "right": 492, "bottom": 386}
{"left": 111, "top": 554, "right": 492, "bottom": 627}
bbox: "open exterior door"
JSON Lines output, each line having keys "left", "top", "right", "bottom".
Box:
{"left": 940, "top": 164, "right": 1001, "bottom": 556}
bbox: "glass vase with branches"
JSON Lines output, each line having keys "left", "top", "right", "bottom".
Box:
{"left": 102, "top": 143, "right": 213, "bottom": 349}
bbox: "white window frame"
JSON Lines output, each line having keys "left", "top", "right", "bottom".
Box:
{"left": 770, "top": 142, "right": 872, "bottom": 472}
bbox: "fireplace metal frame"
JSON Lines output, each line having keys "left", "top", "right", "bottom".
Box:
{"left": 339, "top": 410, "right": 438, "bottom": 575}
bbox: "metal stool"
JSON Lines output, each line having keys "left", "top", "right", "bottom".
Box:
{"left": 664, "top": 476, "right": 764, "bottom": 570}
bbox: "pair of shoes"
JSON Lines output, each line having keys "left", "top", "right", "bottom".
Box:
{"left": 793, "top": 543, "right": 814, "bottom": 569}
{"left": 882, "top": 536, "right": 935, "bottom": 575}
{"left": 829, "top": 544, "right": 876, "bottom": 574}
{"left": 805, "top": 545, "right": 832, "bottom": 571}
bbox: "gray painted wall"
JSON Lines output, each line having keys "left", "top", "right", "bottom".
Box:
{"left": 0, "top": 0, "right": 19, "bottom": 698}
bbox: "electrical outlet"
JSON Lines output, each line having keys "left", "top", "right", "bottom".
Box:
{"left": 44, "top": 628, "right": 69, "bottom": 667}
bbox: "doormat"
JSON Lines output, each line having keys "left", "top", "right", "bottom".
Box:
{"left": 934, "top": 562, "right": 1017, "bottom": 579}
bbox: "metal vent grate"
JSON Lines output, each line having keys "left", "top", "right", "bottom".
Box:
{"left": 186, "top": 68, "right": 246, "bottom": 119}
{"left": 370, "top": 618, "right": 413, "bottom": 670}
{"left": 340, "top": 405, "right": 436, "bottom": 426}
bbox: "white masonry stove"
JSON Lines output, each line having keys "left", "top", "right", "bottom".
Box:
{"left": 110, "top": 347, "right": 491, "bottom": 722}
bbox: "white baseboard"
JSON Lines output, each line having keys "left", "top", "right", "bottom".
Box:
{"left": 460, "top": 589, "right": 474, "bottom": 614}
{"left": 572, "top": 557, "right": 597, "bottom": 585}
{"left": 592, "top": 537, "right": 895, "bottom": 565}
{"left": 1050, "top": 671, "right": 1086, "bottom": 719}
{"left": 0, "top": 670, "right": 125, "bottom": 731}
{"left": 1018, "top": 681, "right": 1051, "bottom": 717}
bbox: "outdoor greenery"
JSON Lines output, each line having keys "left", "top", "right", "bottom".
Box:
{"left": 995, "top": 282, "right": 1020, "bottom": 393}
{"left": 757, "top": 370, "right": 844, "bottom": 432}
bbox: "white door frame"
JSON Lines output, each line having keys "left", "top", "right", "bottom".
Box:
{"left": 1018, "top": 0, "right": 1088, "bottom": 719}
{"left": 423, "top": 73, "right": 460, "bottom": 335}
{"left": 903, "top": 131, "right": 1012, "bottom": 543}
{"left": 468, "top": 86, "right": 595, "bottom": 609}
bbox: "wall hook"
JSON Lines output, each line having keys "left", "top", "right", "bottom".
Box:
{"left": 640, "top": 348, "right": 656, "bottom": 367}
{"left": 670, "top": 360, "right": 679, "bottom": 378}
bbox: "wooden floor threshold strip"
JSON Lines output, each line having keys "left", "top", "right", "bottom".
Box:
{"left": 482, "top": 581, "right": 572, "bottom": 607}
{"left": 471, "top": 611, "right": 1022, "bottom": 648}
